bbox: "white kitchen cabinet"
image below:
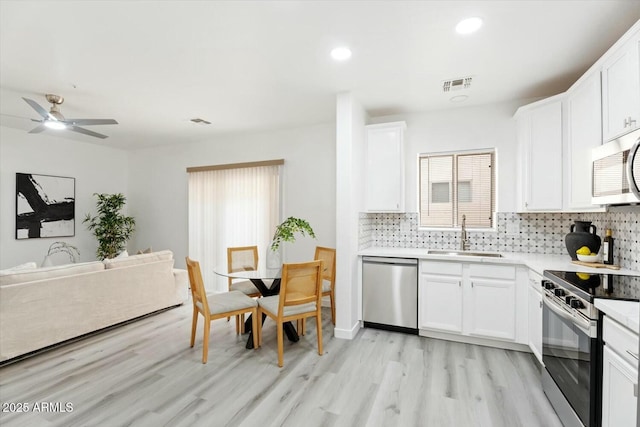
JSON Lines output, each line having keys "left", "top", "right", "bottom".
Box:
{"left": 365, "top": 121, "right": 406, "bottom": 212}
{"left": 527, "top": 270, "right": 543, "bottom": 364}
{"left": 601, "top": 316, "right": 639, "bottom": 427}
{"left": 419, "top": 260, "right": 523, "bottom": 344}
{"left": 601, "top": 26, "right": 640, "bottom": 141}
{"left": 515, "top": 95, "right": 564, "bottom": 212}
{"left": 565, "top": 72, "right": 606, "bottom": 211}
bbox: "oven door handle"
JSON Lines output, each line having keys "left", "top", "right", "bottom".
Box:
{"left": 543, "top": 294, "right": 593, "bottom": 336}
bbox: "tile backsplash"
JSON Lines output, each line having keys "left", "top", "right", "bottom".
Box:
{"left": 360, "top": 210, "right": 639, "bottom": 271}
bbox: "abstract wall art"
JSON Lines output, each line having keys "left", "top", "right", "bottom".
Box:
{"left": 16, "top": 173, "right": 75, "bottom": 239}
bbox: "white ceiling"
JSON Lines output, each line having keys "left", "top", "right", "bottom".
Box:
{"left": 1, "top": 1, "right": 639, "bottom": 149}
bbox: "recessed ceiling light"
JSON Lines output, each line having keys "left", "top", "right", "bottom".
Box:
{"left": 450, "top": 95, "right": 469, "bottom": 103}
{"left": 456, "top": 17, "right": 483, "bottom": 34}
{"left": 331, "top": 46, "right": 352, "bottom": 61}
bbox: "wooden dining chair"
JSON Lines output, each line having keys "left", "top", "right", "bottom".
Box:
{"left": 315, "top": 246, "right": 337, "bottom": 325}
{"left": 186, "top": 257, "right": 259, "bottom": 364}
{"left": 256, "top": 260, "right": 324, "bottom": 367}
{"left": 227, "top": 246, "right": 261, "bottom": 333}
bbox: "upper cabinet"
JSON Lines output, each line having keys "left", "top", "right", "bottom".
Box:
{"left": 365, "top": 121, "right": 406, "bottom": 212}
{"left": 566, "top": 72, "right": 605, "bottom": 211}
{"left": 601, "top": 26, "right": 640, "bottom": 141}
{"left": 515, "top": 95, "right": 564, "bottom": 212}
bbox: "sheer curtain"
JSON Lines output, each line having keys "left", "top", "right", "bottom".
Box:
{"left": 188, "top": 164, "right": 281, "bottom": 292}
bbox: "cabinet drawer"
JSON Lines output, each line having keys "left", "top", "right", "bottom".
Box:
{"left": 603, "top": 316, "right": 640, "bottom": 367}
{"left": 420, "top": 261, "right": 463, "bottom": 276}
{"left": 469, "top": 264, "right": 516, "bottom": 280}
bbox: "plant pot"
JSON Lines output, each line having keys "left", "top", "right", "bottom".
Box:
{"left": 266, "top": 246, "right": 282, "bottom": 269}
{"left": 565, "top": 220, "right": 601, "bottom": 260}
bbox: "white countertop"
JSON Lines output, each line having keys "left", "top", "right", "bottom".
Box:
{"left": 359, "top": 247, "right": 640, "bottom": 331}
{"left": 358, "top": 247, "right": 639, "bottom": 276}
{"left": 595, "top": 299, "right": 640, "bottom": 334}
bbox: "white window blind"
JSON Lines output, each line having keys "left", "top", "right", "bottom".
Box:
{"left": 188, "top": 163, "right": 281, "bottom": 292}
{"left": 419, "top": 151, "right": 494, "bottom": 228}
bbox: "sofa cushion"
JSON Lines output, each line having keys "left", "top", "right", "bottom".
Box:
{"left": 0, "top": 262, "right": 38, "bottom": 275}
{"left": 0, "top": 261, "right": 105, "bottom": 286}
{"left": 103, "top": 250, "right": 173, "bottom": 269}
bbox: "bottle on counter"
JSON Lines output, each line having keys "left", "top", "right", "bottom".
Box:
{"left": 602, "top": 229, "right": 615, "bottom": 265}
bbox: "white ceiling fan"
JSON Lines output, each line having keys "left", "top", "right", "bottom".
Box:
{"left": 23, "top": 94, "right": 118, "bottom": 139}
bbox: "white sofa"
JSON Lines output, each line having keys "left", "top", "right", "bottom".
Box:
{"left": 0, "top": 250, "right": 188, "bottom": 363}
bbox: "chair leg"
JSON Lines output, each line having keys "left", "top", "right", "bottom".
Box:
{"left": 190, "top": 309, "right": 198, "bottom": 348}
{"left": 277, "top": 320, "right": 284, "bottom": 367}
{"left": 316, "top": 311, "right": 323, "bottom": 356}
{"left": 240, "top": 313, "right": 246, "bottom": 334}
{"left": 256, "top": 309, "right": 263, "bottom": 347}
{"left": 302, "top": 318, "right": 306, "bottom": 335}
{"left": 330, "top": 292, "right": 336, "bottom": 325}
{"left": 251, "top": 309, "right": 258, "bottom": 349}
{"left": 202, "top": 319, "right": 211, "bottom": 364}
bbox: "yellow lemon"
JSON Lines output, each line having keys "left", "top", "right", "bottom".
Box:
{"left": 576, "top": 246, "right": 591, "bottom": 255}
{"left": 576, "top": 273, "right": 591, "bottom": 280}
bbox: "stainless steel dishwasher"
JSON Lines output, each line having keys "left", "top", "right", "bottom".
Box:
{"left": 362, "top": 256, "right": 418, "bottom": 334}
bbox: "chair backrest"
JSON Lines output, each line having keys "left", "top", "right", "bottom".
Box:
{"left": 185, "top": 257, "right": 209, "bottom": 316}
{"left": 227, "top": 246, "right": 259, "bottom": 287}
{"left": 314, "top": 246, "right": 336, "bottom": 288}
{"left": 279, "top": 260, "right": 323, "bottom": 315}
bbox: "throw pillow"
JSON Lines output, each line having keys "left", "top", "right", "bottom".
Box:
{"left": 136, "top": 247, "right": 152, "bottom": 255}
{"left": 0, "top": 261, "right": 37, "bottom": 276}
{"left": 115, "top": 250, "right": 129, "bottom": 258}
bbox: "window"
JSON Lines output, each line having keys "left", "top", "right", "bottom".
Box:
{"left": 419, "top": 150, "right": 494, "bottom": 228}
{"left": 187, "top": 160, "right": 282, "bottom": 291}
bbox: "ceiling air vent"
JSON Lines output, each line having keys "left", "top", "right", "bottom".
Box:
{"left": 442, "top": 77, "right": 473, "bottom": 92}
{"left": 190, "top": 118, "right": 211, "bottom": 125}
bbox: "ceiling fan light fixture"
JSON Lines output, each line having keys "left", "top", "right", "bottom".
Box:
{"left": 44, "top": 120, "right": 66, "bottom": 130}
{"left": 331, "top": 46, "right": 352, "bottom": 61}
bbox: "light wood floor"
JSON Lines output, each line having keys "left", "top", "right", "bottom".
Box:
{"left": 0, "top": 304, "right": 563, "bottom": 427}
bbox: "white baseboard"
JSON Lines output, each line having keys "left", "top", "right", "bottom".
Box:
{"left": 334, "top": 321, "right": 360, "bottom": 340}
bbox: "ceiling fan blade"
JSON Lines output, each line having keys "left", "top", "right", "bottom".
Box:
{"left": 28, "top": 124, "right": 47, "bottom": 134}
{"left": 68, "top": 125, "right": 109, "bottom": 139}
{"left": 64, "top": 119, "right": 118, "bottom": 126}
{"left": 22, "top": 98, "right": 52, "bottom": 120}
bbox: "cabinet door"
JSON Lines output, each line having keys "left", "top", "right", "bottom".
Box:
{"left": 601, "top": 345, "right": 638, "bottom": 427}
{"left": 521, "top": 99, "right": 563, "bottom": 211}
{"left": 419, "top": 275, "right": 462, "bottom": 333}
{"left": 602, "top": 34, "right": 640, "bottom": 141}
{"left": 566, "top": 72, "right": 604, "bottom": 210}
{"left": 467, "top": 278, "right": 516, "bottom": 341}
{"left": 527, "top": 285, "right": 543, "bottom": 364}
{"left": 365, "top": 122, "right": 405, "bottom": 212}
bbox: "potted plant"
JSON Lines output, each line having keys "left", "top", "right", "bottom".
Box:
{"left": 268, "top": 217, "right": 316, "bottom": 267}
{"left": 84, "top": 193, "right": 135, "bottom": 260}
{"left": 41, "top": 241, "right": 80, "bottom": 266}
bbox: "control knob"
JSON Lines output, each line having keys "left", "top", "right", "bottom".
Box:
{"left": 544, "top": 281, "right": 555, "bottom": 290}
{"left": 554, "top": 288, "right": 565, "bottom": 297}
{"left": 570, "top": 299, "right": 584, "bottom": 309}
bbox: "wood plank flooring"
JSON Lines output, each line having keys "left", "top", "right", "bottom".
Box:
{"left": 0, "top": 304, "right": 563, "bottom": 427}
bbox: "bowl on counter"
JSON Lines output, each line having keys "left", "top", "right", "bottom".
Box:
{"left": 576, "top": 253, "right": 599, "bottom": 263}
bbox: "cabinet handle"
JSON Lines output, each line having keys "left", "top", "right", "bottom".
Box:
{"left": 624, "top": 117, "right": 637, "bottom": 128}
{"left": 539, "top": 301, "right": 543, "bottom": 308}
{"left": 635, "top": 383, "right": 638, "bottom": 398}
{"left": 626, "top": 350, "right": 639, "bottom": 361}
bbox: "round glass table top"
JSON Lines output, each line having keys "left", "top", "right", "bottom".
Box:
{"left": 213, "top": 266, "right": 282, "bottom": 280}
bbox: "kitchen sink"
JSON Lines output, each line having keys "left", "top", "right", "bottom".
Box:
{"left": 427, "top": 250, "right": 503, "bottom": 258}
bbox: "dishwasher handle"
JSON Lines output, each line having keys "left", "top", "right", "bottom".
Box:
{"left": 362, "top": 256, "right": 418, "bottom": 266}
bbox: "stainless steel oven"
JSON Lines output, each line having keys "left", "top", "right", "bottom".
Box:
{"left": 542, "top": 271, "right": 640, "bottom": 427}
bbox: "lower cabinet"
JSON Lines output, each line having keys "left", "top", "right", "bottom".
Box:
{"left": 601, "top": 316, "right": 639, "bottom": 427}
{"left": 527, "top": 270, "right": 543, "bottom": 364}
{"left": 419, "top": 260, "right": 526, "bottom": 344}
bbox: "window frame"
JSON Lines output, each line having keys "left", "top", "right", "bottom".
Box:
{"left": 418, "top": 148, "right": 496, "bottom": 230}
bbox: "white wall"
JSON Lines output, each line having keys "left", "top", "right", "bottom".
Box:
{"left": 127, "top": 122, "right": 336, "bottom": 270}
{"left": 370, "top": 99, "right": 529, "bottom": 214}
{"left": 335, "top": 92, "right": 367, "bottom": 339}
{"left": 0, "top": 126, "right": 128, "bottom": 268}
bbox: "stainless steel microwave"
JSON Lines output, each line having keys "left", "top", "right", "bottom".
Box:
{"left": 592, "top": 128, "right": 640, "bottom": 205}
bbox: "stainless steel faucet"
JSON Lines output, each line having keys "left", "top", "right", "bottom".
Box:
{"left": 460, "top": 214, "right": 470, "bottom": 251}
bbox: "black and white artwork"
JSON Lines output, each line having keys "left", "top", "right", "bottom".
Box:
{"left": 16, "top": 173, "right": 75, "bottom": 239}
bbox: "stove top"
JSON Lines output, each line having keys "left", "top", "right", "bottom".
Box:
{"left": 543, "top": 270, "right": 640, "bottom": 302}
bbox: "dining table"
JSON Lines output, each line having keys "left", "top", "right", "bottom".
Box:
{"left": 213, "top": 265, "right": 299, "bottom": 349}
